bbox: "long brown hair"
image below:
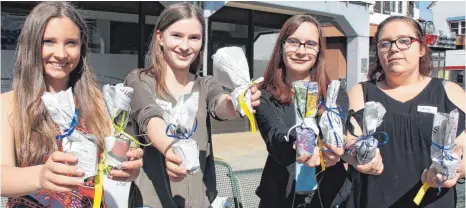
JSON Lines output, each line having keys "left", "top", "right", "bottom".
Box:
{"left": 368, "top": 16, "right": 432, "bottom": 81}
{"left": 259, "top": 14, "right": 328, "bottom": 104}
{"left": 11, "top": 2, "right": 112, "bottom": 166}
{"left": 139, "top": 3, "right": 204, "bottom": 100}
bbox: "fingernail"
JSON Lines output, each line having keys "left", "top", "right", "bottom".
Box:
{"left": 423, "top": 169, "right": 427, "bottom": 173}
{"left": 76, "top": 168, "right": 84, "bottom": 175}
{"left": 71, "top": 155, "right": 78, "bottom": 161}
{"left": 121, "top": 163, "right": 128, "bottom": 170}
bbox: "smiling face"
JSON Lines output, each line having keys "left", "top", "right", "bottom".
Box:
{"left": 282, "top": 22, "right": 320, "bottom": 77}
{"left": 377, "top": 20, "right": 425, "bottom": 77}
{"left": 157, "top": 17, "right": 203, "bottom": 71}
{"left": 42, "top": 16, "right": 82, "bottom": 82}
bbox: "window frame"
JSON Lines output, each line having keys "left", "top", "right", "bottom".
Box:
{"left": 372, "top": 1, "right": 404, "bottom": 15}
{"left": 449, "top": 20, "right": 466, "bottom": 35}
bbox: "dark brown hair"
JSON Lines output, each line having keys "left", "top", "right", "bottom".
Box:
{"left": 11, "top": 1, "right": 111, "bottom": 165}
{"left": 139, "top": 3, "right": 204, "bottom": 100}
{"left": 259, "top": 14, "right": 328, "bottom": 104}
{"left": 368, "top": 15, "right": 432, "bottom": 81}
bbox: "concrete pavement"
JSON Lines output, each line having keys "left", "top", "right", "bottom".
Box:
{"left": 212, "top": 132, "right": 268, "bottom": 171}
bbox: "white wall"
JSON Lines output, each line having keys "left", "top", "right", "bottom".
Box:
{"left": 431, "top": 1, "right": 466, "bottom": 32}
{"left": 253, "top": 33, "right": 279, "bottom": 79}
{"left": 446, "top": 50, "right": 466, "bottom": 67}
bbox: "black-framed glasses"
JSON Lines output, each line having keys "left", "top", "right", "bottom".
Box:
{"left": 283, "top": 38, "right": 319, "bottom": 53}
{"left": 376, "top": 37, "right": 419, "bottom": 53}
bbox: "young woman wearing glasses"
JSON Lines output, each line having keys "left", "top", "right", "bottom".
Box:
{"left": 254, "top": 14, "right": 349, "bottom": 208}
{"left": 343, "top": 16, "right": 465, "bottom": 207}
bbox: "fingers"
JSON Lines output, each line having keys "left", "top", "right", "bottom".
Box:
{"left": 41, "top": 181, "right": 80, "bottom": 193}
{"left": 166, "top": 149, "right": 183, "bottom": 165}
{"left": 47, "top": 173, "right": 84, "bottom": 187}
{"left": 323, "top": 151, "right": 339, "bottom": 167}
{"left": 442, "top": 172, "right": 460, "bottom": 188}
{"left": 421, "top": 169, "right": 428, "bottom": 183}
{"left": 47, "top": 161, "right": 84, "bottom": 176}
{"left": 165, "top": 156, "right": 187, "bottom": 179}
{"left": 251, "top": 100, "right": 260, "bottom": 108}
{"left": 226, "top": 95, "right": 232, "bottom": 102}
{"left": 305, "top": 153, "right": 321, "bottom": 167}
{"left": 296, "top": 154, "right": 310, "bottom": 164}
{"left": 426, "top": 167, "right": 439, "bottom": 188}
{"left": 368, "top": 152, "right": 384, "bottom": 175}
{"left": 108, "top": 169, "right": 133, "bottom": 180}
{"left": 355, "top": 153, "right": 383, "bottom": 175}
{"left": 121, "top": 159, "right": 143, "bottom": 170}
{"left": 165, "top": 148, "right": 187, "bottom": 180}
{"left": 249, "top": 86, "right": 261, "bottom": 108}
{"left": 423, "top": 167, "right": 461, "bottom": 188}
{"left": 250, "top": 86, "right": 257, "bottom": 94}
{"left": 374, "top": 163, "right": 384, "bottom": 175}
{"left": 50, "top": 152, "right": 78, "bottom": 164}
{"left": 126, "top": 148, "right": 144, "bottom": 160}
{"left": 166, "top": 163, "right": 187, "bottom": 179}
{"left": 325, "top": 144, "right": 345, "bottom": 156}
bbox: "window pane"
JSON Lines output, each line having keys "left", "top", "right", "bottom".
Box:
{"left": 462, "top": 21, "right": 465, "bottom": 27}
{"left": 110, "top": 21, "right": 155, "bottom": 54}
{"left": 398, "top": 1, "right": 403, "bottom": 13}
{"left": 383, "top": 1, "right": 391, "bottom": 14}
{"left": 391, "top": 1, "right": 396, "bottom": 12}
{"left": 374, "top": 1, "right": 381, "bottom": 13}
{"left": 451, "top": 22, "right": 459, "bottom": 30}
{"left": 1, "top": 14, "right": 26, "bottom": 50}
{"left": 461, "top": 28, "right": 465, "bottom": 35}
{"left": 451, "top": 28, "right": 459, "bottom": 35}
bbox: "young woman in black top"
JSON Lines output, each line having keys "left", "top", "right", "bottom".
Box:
{"left": 254, "top": 14, "right": 349, "bottom": 208}
{"left": 343, "top": 16, "right": 465, "bottom": 208}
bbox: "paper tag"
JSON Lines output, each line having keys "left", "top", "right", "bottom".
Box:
{"left": 66, "top": 133, "right": 98, "bottom": 179}
{"left": 417, "top": 105, "right": 438, "bottom": 114}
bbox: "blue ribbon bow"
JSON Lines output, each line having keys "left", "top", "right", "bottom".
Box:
{"left": 56, "top": 109, "right": 79, "bottom": 140}
{"left": 345, "top": 131, "right": 389, "bottom": 155}
{"left": 431, "top": 142, "right": 457, "bottom": 194}
{"left": 165, "top": 118, "right": 198, "bottom": 140}
{"left": 318, "top": 98, "right": 345, "bottom": 152}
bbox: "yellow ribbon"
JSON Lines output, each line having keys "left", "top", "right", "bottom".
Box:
{"left": 413, "top": 181, "right": 429, "bottom": 205}
{"left": 318, "top": 137, "right": 326, "bottom": 171}
{"left": 239, "top": 91, "right": 256, "bottom": 133}
{"left": 113, "top": 111, "right": 152, "bottom": 147}
{"left": 93, "top": 162, "right": 104, "bottom": 208}
{"left": 93, "top": 110, "right": 153, "bottom": 207}
{"left": 238, "top": 79, "right": 262, "bottom": 133}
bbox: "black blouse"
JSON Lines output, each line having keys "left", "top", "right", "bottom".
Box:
{"left": 254, "top": 83, "right": 349, "bottom": 208}
{"left": 344, "top": 78, "right": 465, "bottom": 208}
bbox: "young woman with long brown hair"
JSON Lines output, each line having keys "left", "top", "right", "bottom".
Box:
{"left": 125, "top": 3, "right": 261, "bottom": 208}
{"left": 1, "top": 2, "right": 143, "bottom": 207}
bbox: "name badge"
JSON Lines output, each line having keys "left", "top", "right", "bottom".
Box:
{"left": 417, "top": 105, "right": 438, "bottom": 114}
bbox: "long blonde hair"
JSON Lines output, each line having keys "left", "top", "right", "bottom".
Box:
{"left": 139, "top": 3, "right": 205, "bottom": 100}
{"left": 11, "top": 2, "right": 112, "bottom": 166}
